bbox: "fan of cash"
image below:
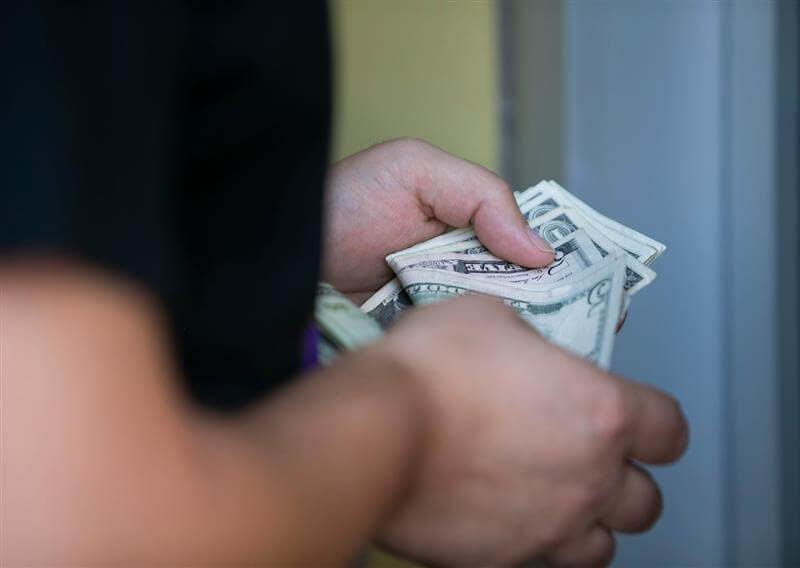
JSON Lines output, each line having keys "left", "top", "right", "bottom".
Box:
{"left": 315, "top": 180, "right": 665, "bottom": 370}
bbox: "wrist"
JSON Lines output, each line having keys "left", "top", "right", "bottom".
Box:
{"left": 230, "top": 342, "right": 433, "bottom": 551}
{"left": 351, "top": 343, "right": 433, "bottom": 522}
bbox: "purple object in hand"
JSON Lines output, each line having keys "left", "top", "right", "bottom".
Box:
{"left": 301, "top": 324, "right": 320, "bottom": 369}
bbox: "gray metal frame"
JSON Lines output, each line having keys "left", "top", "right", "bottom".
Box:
{"left": 777, "top": 1, "right": 800, "bottom": 564}
{"left": 723, "top": 2, "right": 782, "bottom": 564}
{"left": 499, "top": 0, "right": 564, "bottom": 189}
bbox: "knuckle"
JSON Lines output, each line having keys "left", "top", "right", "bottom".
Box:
{"left": 591, "top": 383, "right": 631, "bottom": 445}
{"left": 499, "top": 181, "right": 514, "bottom": 198}
{"left": 536, "top": 518, "right": 570, "bottom": 551}
{"left": 389, "top": 137, "right": 429, "bottom": 155}
{"left": 574, "top": 475, "right": 613, "bottom": 513}
{"left": 484, "top": 176, "right": 512, "bottom": 197}
{"left": 408, "top": 295, "right": 504, "bottom": 342}
{"left": 545, "top": 527, "right": 615, "bottom": 568}
{"left": 456, "top": 293, "right": 510, "bottom": 319}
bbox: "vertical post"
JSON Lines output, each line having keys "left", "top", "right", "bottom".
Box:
{"left": 499, "top": 0, "right": 563, "bottom": 189}
{"left": 724, "top": 2, "right": 781, "bottom": 564}
{"left": 777, "top": 1, "right": 800, "bottom": 564}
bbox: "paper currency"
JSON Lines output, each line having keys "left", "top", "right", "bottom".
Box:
{"left": 315, "top": 283, "right": 384, "bottom": 362}
{"left": 387, "top": 228, "right": 603, "bottom": 288}
{"left": 359, "top": 278, "right": 413, "bottom": 330}
{"left": 316, "top": 180, "right": 664, "bottom": 370}
{"left": 399, "top": 256, "right": 626, "bottom": 369}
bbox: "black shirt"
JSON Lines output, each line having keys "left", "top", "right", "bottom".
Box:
{"left": 1, "top": 1, "right": 331, "bottom": 411}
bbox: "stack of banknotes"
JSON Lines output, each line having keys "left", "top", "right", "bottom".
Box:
{"left": 316, "top": 180, "right": 665, "bottom": 370}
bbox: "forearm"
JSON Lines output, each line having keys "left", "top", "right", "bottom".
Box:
{"left": 223, "top": 347, "right": 427, "bottom": 565}
{"left": 1, "top": 260, "right": 427, "bottom": 566}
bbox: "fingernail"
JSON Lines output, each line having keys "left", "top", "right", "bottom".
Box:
{"left": 528, "top": 228, "right": 555, "bottom": 253}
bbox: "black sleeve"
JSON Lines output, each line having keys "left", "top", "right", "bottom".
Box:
{"left": 1, "top": 1, "right": 331, "bottom": 411}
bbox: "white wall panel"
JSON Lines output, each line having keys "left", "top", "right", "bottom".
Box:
{"left": 566, "top": 2, "right": 728, "bottom": 565}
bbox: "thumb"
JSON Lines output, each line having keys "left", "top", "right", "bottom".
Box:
{"left": 469, "top": 189, "right": 555, "bottom": 268}
{"left": 409, "top": 141, "right": 554, "bottom": 267}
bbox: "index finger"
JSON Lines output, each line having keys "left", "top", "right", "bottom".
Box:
{"left": 622, "top": 380, "right": 689, "bottom": 464}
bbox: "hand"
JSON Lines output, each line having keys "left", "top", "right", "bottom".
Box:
{"left": 323, "top": 139, "right": 555, "bottom": 304}
{"left": 374, "top": 295, "right": 688, "bottom": 567}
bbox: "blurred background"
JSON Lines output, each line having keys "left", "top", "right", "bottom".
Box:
{"left": 330, "top": 1, "right": 799, "bottom": 567}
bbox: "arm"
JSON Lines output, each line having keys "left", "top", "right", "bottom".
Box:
{"left": 1, "top": 257, "right": 687, "bottom": 567}
{"left": 1, "top": 258, "right": 426, "bottom": 566}
{"left": 4, "top": 140, "right": 687, "bottom": 567}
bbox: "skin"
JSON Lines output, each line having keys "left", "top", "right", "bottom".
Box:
{"left": 323, "top": 138, "right": 556, "bottom": 304}
{"left": 1, "top": 139, "right": 687, "bottom": 567}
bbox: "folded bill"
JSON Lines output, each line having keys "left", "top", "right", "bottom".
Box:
{"left": 315, "top": 283, "right": 383, "bottom": 360}
{"left": 396, "top": 256, "right": 626, "bottom": 369}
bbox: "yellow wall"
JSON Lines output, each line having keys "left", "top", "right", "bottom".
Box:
{"left": 330, "top": 0, "right": 500, "bottom": 172}
{"left": 329, "top": 4, "right": 499, "bottom": 567}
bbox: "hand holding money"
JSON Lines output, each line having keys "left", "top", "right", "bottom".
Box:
{"left": 357, "top": 179, "right": 665, "bottom": 370}
{"left": 316, "top": 140, "right": 683, "bottom": 567}
{"left": 323, "top": 138, "right": 555, "bottom": 304}
{"left": 322, "top": 173, "right": 664, "bottom": 370}
{"left": 316, "top": 292, "right": 686, "bottom": 566}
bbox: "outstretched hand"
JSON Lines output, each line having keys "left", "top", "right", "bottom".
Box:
{"left": 323, "top": 139, "right": 555, "bottom": 304}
